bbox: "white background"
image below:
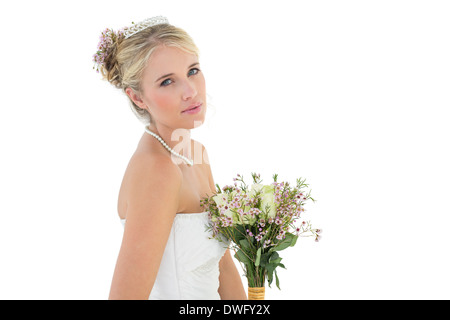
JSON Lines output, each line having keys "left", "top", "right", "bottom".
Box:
{"left": 1, "top": 0, "right": 449, "bottom": 299}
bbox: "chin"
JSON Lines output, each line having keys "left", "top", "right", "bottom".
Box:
{"left": 179, "top": 107, "right": 206, "bottom": 129}
{"left": 190, "top": 117, "right": 205, "bottom": 129}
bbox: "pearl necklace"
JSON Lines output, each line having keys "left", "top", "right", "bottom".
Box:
{"left": 144, "top": 125, "right": 194, "bottom": 166}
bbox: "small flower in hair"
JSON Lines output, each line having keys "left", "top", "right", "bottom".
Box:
{"left": 92, "top": 28, "right": 124, "bottom": 73}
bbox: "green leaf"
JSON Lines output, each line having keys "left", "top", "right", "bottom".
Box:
{"left": 271, "top": 233, "right": 297, "bottom": 252}
{"left": 271, "top": 257, "right": 282, "bottom": 265}
{"left": 259, "top": 252, "right": 270, "bottom": 267}
{"left": 234, "top": 249, "right": 251, "bottom": 265}
{"left": 290, "top": 234, "right": 299, "bottom": 247}
{"left": 230, "top": 225, "right": 247, "bottom": 243}
{"left": 255, "top": 247, "right": 262, "bottom": 267}
{"left": 239, "top": 239, "right": 251, "bottom": 251}
{"left": 270, "top": 251, "right": 279, "bottom": 260}
{"left": 246, "top": 263, "right": 255, "bottom": 286}
{"left": 272, "top": 240, "right": 290, "bottom": 252}
{"left": 275, "top": 269, "right": 280, "bottom": 290}
{"left": 267, "top": 265, "right": 274, "bottom": 287}
{"left": 266, "top": 250, "right": 285, "bottom": 289}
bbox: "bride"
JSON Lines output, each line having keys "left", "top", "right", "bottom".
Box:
{"left": 93, "top": 16, "right": 247, "bottom": 300}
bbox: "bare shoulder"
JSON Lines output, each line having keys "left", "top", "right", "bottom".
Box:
{"left": 129, "top": 151, "right": 182, "bottom": 179}
{"left": 128, "top": 151, "right": 182, "bottom": 195}
{"left": 122, "top": 151, "right": 182, "bottom": 219}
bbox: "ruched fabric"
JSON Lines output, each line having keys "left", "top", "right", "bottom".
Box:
{"left": 120, "top": 211, "right": 229, "bottom": 299}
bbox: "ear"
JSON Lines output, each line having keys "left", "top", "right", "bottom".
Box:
{"left": 125, "top": 88, "right": 147, "bottom": 110}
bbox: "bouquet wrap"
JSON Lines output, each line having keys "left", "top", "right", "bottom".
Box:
{"left": 248, "top": 287, "right": 265, "bottom": 300}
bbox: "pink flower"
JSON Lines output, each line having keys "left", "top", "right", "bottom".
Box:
{"left": 92, "top": 28, "right": 124, "bottom": 72}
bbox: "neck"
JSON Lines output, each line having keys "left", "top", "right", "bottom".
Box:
{"left": 145, "top": 123, "right": 192, "bottom": 159}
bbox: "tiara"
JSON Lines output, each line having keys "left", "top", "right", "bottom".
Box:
{"left": 123, "top": 16, "right": 169, "bottom": 39}
{"left": 93, "top": 16, "right": 169, "bottom": 73}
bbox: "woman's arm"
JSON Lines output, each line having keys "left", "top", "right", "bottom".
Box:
{"left": 109, "top": 154, "right": 182, "bottom": 299}
{"left": 201, "top": 145, "right": 247, "bottom": 299}
{"left": 218, "top": 249, "right": 248, "bottom": 299}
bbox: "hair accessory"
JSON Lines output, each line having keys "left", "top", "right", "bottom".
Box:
{"left": 123, "top": 16, "right": 169, "bottom": 39}
{"left": 92, "top": 16, "right": 169, "bottom": 73}
{"left": 92, "top": 28, "right": 124, "bottom": 73}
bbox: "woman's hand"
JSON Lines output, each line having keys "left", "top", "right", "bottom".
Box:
{"left": 218, "top": 249, "right": 248, "bottom": 300}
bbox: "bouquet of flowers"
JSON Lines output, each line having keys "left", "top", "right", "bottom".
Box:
{"left": 200, "top": 173, "right": 321, "bottom": 300}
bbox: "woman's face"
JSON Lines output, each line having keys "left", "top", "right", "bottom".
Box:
{"left": 132, "top": 44, "right": 206, "bottom": 129}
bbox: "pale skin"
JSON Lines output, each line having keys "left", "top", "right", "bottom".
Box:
{"left": 108, "top": 44, "right": 247, "bottom": 300}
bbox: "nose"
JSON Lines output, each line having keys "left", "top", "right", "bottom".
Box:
{"left": 181, "top": 79, "right": 197, "bottom": 101}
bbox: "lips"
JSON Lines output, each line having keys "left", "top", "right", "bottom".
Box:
{"left": 182, "top": 102, "right": 202, "bottom": 113}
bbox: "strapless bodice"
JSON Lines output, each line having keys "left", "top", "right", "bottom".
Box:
{"left": 120, "top": 211, "right": 229, "bottom": 299}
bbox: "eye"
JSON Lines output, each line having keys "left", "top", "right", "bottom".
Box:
{"left": 188, "top": 67, "right": 201, "bottom": 76}
{"left": 160, "top": 78, "right": 172, "bottom": 87}
{"left": 160, "top": 68, "right": 201, "bottom": 87}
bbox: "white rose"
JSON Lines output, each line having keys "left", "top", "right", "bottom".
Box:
{"left": 259, "top": 185, "right": 277, "bottom": 218}
{"left": 249, "top": 183, "right": 264, "bottom": 198}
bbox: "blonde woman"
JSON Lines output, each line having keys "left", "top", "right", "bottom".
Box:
{"left": 93, "top": 16, "right": 247, "bottom": 300}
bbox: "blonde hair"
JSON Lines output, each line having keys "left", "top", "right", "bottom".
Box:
{"left": 99, "top": 23, "right": 200, "bottom": 124}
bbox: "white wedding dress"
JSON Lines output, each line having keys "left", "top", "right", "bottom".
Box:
{"left": 120, "top": 211, "right": 229, "bottom": 300}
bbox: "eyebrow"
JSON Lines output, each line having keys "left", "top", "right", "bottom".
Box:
{"left": 155, "top": 62, "right": 200, "bottom": 83}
